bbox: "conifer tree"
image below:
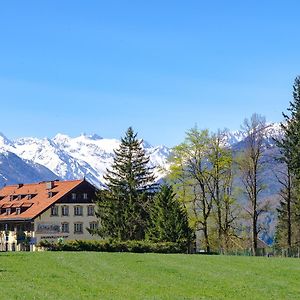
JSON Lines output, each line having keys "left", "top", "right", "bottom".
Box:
{"left": 280, "top": 76, "right": 300, "bottom": 178}
{"left": 147, "top": 184, "right": 193, "bottom": 246}
{"left": 275, "top": 76, "right": 300, "bottom": 255}
{"left": 95, "top": 127, "right": 157, "bottom": 241}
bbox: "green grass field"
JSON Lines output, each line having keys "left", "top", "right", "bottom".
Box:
{"left": 0, "top": 252, "right": 299, "bottom": 300}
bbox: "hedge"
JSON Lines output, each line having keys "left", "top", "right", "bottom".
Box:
{"left": 38, "top": 239, "right": 190, "bottom": 253}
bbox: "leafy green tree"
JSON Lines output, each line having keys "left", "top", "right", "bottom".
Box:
{"left": 168, "top": 127, "right": 239, "bottom": 253}
{"left": 206, "top": 130, "right": 238, "bottom": 253}
{"left": 236, "top": 113, "right": 268, "bottom": 256}
{"left": 147, "top": 184, "right": 193, "bottom": 246}
{"left": 168, "top": 128, "right": 214, "bottom": 252}
{"left": 95, "top": 127, "right": 157, "bottom": 241}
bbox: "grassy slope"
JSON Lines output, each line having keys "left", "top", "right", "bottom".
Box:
{"left": 0, "top": 252, "right": 299, "bottom": 300}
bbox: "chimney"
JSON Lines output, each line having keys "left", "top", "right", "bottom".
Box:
{"left": 46, "top": 181, "right": 54, "bottom": 190}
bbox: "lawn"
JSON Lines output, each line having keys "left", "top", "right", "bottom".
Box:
{"left": 0, "top": 252, "right": 299, "bottom": 300}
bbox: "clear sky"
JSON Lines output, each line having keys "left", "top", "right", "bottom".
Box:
{"left": 0, "top": 1, "right": 299, "bottom": 147}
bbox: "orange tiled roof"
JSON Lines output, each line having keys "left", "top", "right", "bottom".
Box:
{"left": 0, "top": 179, "right": 84, "bottom": 221}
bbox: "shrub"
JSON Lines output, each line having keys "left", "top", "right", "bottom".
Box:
{"left": 38, "top": 239, "right": 189, "bottom": 253}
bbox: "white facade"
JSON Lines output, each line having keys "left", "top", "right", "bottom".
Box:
{"left": 0, "top": 203, "right": 100, "bottom": 251}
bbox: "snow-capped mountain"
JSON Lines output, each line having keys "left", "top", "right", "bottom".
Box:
{"left": 0, "top": 123, "right": 283, "bottom": 188}
{"left": 225, "top": 122, "right": 283, "bottom": 146}
{"left": 0, "top": 132, "right": 171, "bottom": 188}
{"left": 0, "top": 149, "right": 59, "bottom": 187}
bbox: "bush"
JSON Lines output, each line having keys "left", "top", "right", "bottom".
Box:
{"left": 38, "top": 239, "right": 189, "bottom": 253}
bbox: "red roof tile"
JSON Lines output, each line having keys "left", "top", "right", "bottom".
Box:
{"left": 0, "top": 179, "right": 84, "bottom": 221}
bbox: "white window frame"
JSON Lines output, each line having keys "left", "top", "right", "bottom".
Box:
{"left": 89, "top": 222, "right": 98, "bottom": 231}
{"left": 51, "top": 205, "right": 58, "bottom": 216}
{"left": 83, "top": 193, "right": 88, "bottom": 200}
{"left": 72, "top": 193, "right": 77, "bottom": 200}
{"left": 61, "top": 222, "right": 69, "bottom": 233}
{"left": 87, "top": 205, "right": 94, "bottom": 216}
{"left": 74, "top": 205, "right": 83, "bottom": 216}
{"left": 61, "top": 205, "right": 69, "bottom": 216}
{"left": 74, "top": 222, "right": 83, "bottom": 234}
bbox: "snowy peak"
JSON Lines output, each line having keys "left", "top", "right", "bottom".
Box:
{"left": 225, "top": 122, "right": 283, "bottom": 146}
{"left": 84, "top": 133, "right": 103, "bottom": 140}
{"left": 1, "top": 132, "right": 171, "bottom": 188}
{"left": 0, "top": 124, "right": 284, "bottom": 188}
{"left": 53, "top": 133, "right": 71, "bottom": 145}
{"left": 0, "top": 132, "right": 13, "bottom": 148}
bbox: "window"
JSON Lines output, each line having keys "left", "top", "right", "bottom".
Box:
{"left": 61, "top": 222, "right": 69, "bottom": 233}
{"left": 51, "top": 205, "right": 58, "bottom": 216}
{"left": 74, "top": 206, "right": 83, "bottom": 216}
{"left": 83, "top": 193, "right": 88, "bottom": 200}
{"left": 89, "top": 222, "right": 98, "bottom": 231}
{"left": 61, "top": 205, "right": 69, "bottom": 216}
{"left": 87, "top": 205, "right": 94, "bottom": 216}
{"left": 72, "top": 193, "right": 76, "bottom": 200}
{"left": 16, "top": 208, "right": 21, "bottom": 215}
{"left": 74, "top": 222, "right": 83, "bottom": 234}
{"left": 6, "top": 208, "right": 11, "bottom": 215}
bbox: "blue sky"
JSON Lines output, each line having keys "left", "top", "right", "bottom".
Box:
{"left": 0, "top": 1, "right": 299, "bottom": 147}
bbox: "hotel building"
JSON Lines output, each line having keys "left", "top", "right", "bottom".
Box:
{"left": 0, "top": 179, "right": 99, "bottom": 251}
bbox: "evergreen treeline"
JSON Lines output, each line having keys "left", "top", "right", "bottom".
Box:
{"left": 94, "top": 77, "right": 300, "bottom": 256}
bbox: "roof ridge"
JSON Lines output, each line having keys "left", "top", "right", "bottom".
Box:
{"left": 1, "top": 178, "right": 84, "bottom": 189}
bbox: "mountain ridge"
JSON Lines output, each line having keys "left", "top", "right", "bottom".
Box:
{"left": 0, "top": 122, "right": 283, "bottom": 188}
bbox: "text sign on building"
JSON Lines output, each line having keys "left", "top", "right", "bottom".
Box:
{"left": 36, "top": 223, "right": 60, "bottom": 234}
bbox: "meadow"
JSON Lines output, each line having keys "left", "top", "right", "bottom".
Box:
{"left": 0, "top": 252, "right": 299, "bottom": 299}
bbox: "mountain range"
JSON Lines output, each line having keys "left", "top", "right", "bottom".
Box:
{"left": 0, "top": 132, "right": 171, "bottom": 188}
{"left": 0, "top": 123, "right": 284, "bottom": 188}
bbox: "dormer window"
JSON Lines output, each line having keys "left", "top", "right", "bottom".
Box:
{"left": 6, "top": 208, "right": 11, "bottom": 215}
{"left": 16, "top": 208, "right": 21, "bottom": 215}
{"left": 10, "top": 195, "right": 14, "bottom": 201}
{"left": 27, "top": 194, "right": 32, "bottom": 200}
{"left": 17, "top": 195, "right": 22, "bottom": 200}
{"left": 72, "top": 193, "right": 77, "bottom": 200}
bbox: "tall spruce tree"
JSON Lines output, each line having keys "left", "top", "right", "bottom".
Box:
{"left": 147, "top": 184, "right": 193, "bottom": 246}
{"left": 280, "top": 76, "right": 300, "bottom": 178}
{"left": 95, "top": 127, "right": 157, "bottom": 241}
{"left": 275, "top": 76, "right": 300, "bottom": 255}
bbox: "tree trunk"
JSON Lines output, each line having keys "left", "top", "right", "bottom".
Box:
{"left": 203, "top": 221, "right": 210, "bottom": 253}
{"left": 287, "top": 169, "right": 292, "bottom": 257}
{"left": 252, "top": 214, "right": 258, "bottom": 256}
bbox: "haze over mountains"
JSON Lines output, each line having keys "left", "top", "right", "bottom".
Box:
{"left": 0, "top": 123, "right": 283, "bottom": 189}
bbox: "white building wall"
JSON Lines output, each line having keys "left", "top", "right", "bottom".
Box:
{"left": 34, "top": 203, "right": 101, "bottom": 247}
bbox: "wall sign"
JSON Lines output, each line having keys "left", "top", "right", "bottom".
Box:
{"left": 36, "top": 223, "right": 60, "bottom": 233}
